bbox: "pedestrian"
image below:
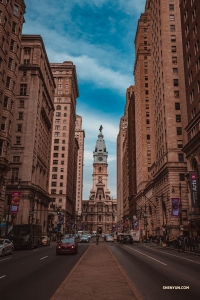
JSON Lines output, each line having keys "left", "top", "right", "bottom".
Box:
{"left": 166, "top": 235, "right": 169, "bottom": 247}
{"left": 96, "top": 233, "right": 99, "bottom": 245}
{"left": 119, "top": 235, "right": 123, "bottom": 245}
{"left": 178, "top": 236, "right": 185, "bottom": 252}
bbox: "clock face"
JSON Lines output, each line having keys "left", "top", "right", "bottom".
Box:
{"left": 98, "top": 156, "right": 103, "bottom": 161}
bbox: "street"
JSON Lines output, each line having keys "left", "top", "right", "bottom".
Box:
{"left": 108, "top": 242, "right": 200, "bottom": 300}
{"left": 1, "top": 240, "right": 200, "bottom": 300}
{"left": 0, "top": 242, "right": 89, "bottom": 300}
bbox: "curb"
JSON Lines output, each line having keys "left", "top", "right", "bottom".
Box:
{"left": 50, "top": 244, "right": 92, "bottom": 300}
{"left": 145, "top": 243, "right": 200, "bottom": 256}
{"left": 107, "top": 245, "right": 143, "bottom": 300}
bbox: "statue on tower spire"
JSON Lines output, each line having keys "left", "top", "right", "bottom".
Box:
{"left": 99, "top": 125, "right": 103, "bottom": 133}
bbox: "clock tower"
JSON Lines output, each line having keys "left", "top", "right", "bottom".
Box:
{"left": 82, "top": 126, "right": 117, "bottom": 234}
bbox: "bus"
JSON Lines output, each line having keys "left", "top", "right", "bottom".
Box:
{"left": 12, "top": 224, "right": 42, "bottom": 249}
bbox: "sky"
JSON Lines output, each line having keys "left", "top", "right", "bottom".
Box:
{"left": 23, "top": 0, "right": 146, "bottom": 199}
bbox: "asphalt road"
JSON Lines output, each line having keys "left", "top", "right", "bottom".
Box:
{"left": 108, "top": 242, "right": 200, "bottom": 300}
{"left": 0, "top": 241, "right": 90, "bottom": 300}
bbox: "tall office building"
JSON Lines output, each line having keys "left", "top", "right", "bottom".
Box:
{"left": 0, "top": 0, "right": 26, "bottom": 219}
{"left": 75, "top": 115, "right": 85, "bottom": 224}
{"left": 133, "top": 0, "right": 188, "bottom": 239}
{"left": 5, "top": 35, "right": 55, "bottom": 233}
{"left": 49, "top": 61, "right": 79, "bottom": 233}
{"left": 180, "top": 0, "right": 200, "bottom": 236}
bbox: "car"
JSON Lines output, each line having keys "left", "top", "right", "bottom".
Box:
{"left": 79, "top": 235, "right": 89, "bottom": 243}
{"left": 117, "top": 233, "right": 126, "bottom": 242}
{"left": 104, "top": 233, "right": 110, "bottom": 241}
{"left": 56, "top": 237, "right": 78, "bottom": 255}
{"left": 0, "top": 239, "right": 14, "bottom": 256}
{"left": 87, "top": 233, "right": 92, "bottom": 239}
{"left": 123, "top": 235, "right": 133, "bottom": 244}
{"left": 106, "top": 235, "right": 114, "bottom": 242}
{"left": 73, "top": 233, "right": 79, "bottom": 240}
{"left": 91, "top": 233, "right": 96, "bottom": 238}
{"left": 42, "top": 235, "right": 50, "bottom": 246}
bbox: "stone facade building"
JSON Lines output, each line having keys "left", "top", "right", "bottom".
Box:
{"left": 0, "top": 0, "right": 26, "bottom": 220}
{"left": 132, "top": 0, "right": 189, "bottom": 240}
{"left": 75, "top": 115, "right": 85, "bottom": 226}
{"left": 82, "top": 127, "right": 117, "bottom": 234}
{"left": 4, "top": 35, "right": 55, "bottom": 234}
{"left": 180, "top": 0, "right": 200, "bottom": 236}
{"left": 49, "top": 61, "right": 79, "bottom": 233}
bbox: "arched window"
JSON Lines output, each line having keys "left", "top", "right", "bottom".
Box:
{"left": 56, "top": 105, "right": 61, "bottom": 110}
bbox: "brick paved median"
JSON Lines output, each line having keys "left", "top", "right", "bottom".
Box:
{"left": 51, "top": 244, "right": 140, "bottom": 300}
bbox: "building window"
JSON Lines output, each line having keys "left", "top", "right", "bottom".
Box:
{"left": 174, "top": 91, "right": 179, "bottom": 98}
{"left": 12, "top": 168, "right": 19, "bottom": 179}
{"left": 171, "top": 46, "right": 176, "bottom": 52}
{"left": 56, "top": 105, "right": 61, "bottom": 110}
{"left": 172, "top": 56, "right": 177, "bottom": 64}
{"left": 56, "top": 112, "right": 61, "bottom": 117}
{"left": 53, "top": 160, "right": 58, "bottom": 164}
{"left": 8, "top": 57, "right": 13, "bottom": 70}
{"left": 0, "top": 140, "right": 3, "bottom": 156}
{"left": 16, "top": 137, "right": 21, "bottom": 144}
{"left": 169, "top": 4, "right": 174, "bottom": 11}
{"left": 170, "top": 15, "right": 175, "bottom": 21}
{"left": 18, "top": 112, "right": 23, "bottom": 120}
{"left": 19, "top": 100, "right": 24, "bottom": 108}
{"left": 178, "top": 153, "right": 184, "bottom": 162}
{"left": 177, "top": 140, "right": 183, "bottom": 149}
{"left": 53, "top": 153, "right": 58, "bottom": 157}
{"left": 54, "top": 146, "right": 59, "bottom": 150}
{"left": 24, "top": 48, "right": 31, "bottom": 55}
{"left": 190, "top": 89, "right": 194, "bottom": 102}
{"left": 179, "top": 174, "right": 185, "bottom": 181}
{"left": 59, "top": 199, "right": 62, "bottom": 203}
{"left": 147, "top": 135, "right": 150, "bottom": 140}
{"left": 61, "top": 168, "right": 64, "bottom": 172}
{"left": 173, "top": 68, "right": 178, "bottom": 75}
{"left": 23, "top": 59, "right": 30, "bottom": 65}
{"left": 10, "top": 39, "right": 15, "bottom": 51}
{"left": 52, "top": 174, "right": 57, "bottom": 179}
{"left": 20, "top": 84, "right": 27, "bottom": 96}
{"left": 1, "top": 117, "right": 6, "bottom": 131}
{"left": 52, "top": 167, "right": 58, "bottom": 172}
{"left": 51, "top": 189, "right": 56, "bottom": 194}
{"left": 176, "top": 127, "right": 182, "bottom": 135}
{"left": 170, "top": 25, "right": 175, "bottom": 32}
{"left": 175, "top": 103, "right": 180, "bottom": 110}
{"left": 13, "top": 156, "right": 20, "bottom": 162}
{"left": 17, "top": 124, "right": 22, "bottom": 132}
{"left": 6, "top": 77, "right": 11, "bottom": 89}
{"left": 13, "top": 5, "right": 18, "bottom": 15}
{"left": 54, "top": 139, "right": 59, "bottom": 143}
{"left": 176, "top": 115, "right": 181, "bottom": 122}
{"left": 51, "top": 182, "right": 57, "bottom": 186}
{"left": 3, "top": 97, "right": 8, "bottom": 108}
{"left": 173, "top": 79, "right": 179, "bottom": 86}
{"left": 171, "top": 35, "right": 176, "bottom": 42}
{"left": 59, "top": 190, "right": 63, "bottom": 194}
{"left": 60, "top": 183, "right": 63, "bottom": 187}
{"left": 12, "top": 22, "right": 16, "bottom": 33}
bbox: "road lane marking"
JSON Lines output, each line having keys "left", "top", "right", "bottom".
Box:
{"left": 126, "top": 246, "right": 167, "bottom": 266}
{"left": 40, "top": 256, "right": 48, "bottom": 260}
{"left": 0, "top": 275, "right": 6, "bottom": 279}
{"left": 0, "top": 257, "right": 11, "bottom": 262}
{"left": 33, "top": 249, "right": 39, "bottom": 252}
{"left": 145, "top": 246, "right": 200, "bottom": 265}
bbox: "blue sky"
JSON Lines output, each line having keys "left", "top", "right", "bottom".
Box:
{"left": 23, "top": 0, "right": 146, "bottom": 199}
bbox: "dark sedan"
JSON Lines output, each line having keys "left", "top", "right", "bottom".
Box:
{"left": 79, "top": 235, "right": 89, "bottom": 243}
{"left": 56, "top": 238, "right": 78, "bottom": 255}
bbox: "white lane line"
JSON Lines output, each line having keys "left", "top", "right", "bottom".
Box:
{"left": 145, "top": 246, "right": 200, "bottom": 265}
{"left": 0, "top": 275, "right": 6, "bottom": 279}
{"left": 0, "top": 257, "right": 11, "bottom": 262}
{"left": 126, "top": 246, "right": 167, "bottom": 266}
{"left": 40, "top": 256, "right": 48, "bottom": 260}
{"left": 33, "top": 249, "right": 39, "bottom": 251}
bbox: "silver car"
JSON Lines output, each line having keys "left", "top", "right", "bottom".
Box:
{"left": 0, "top": 239, "right": 14, "bottom": 256}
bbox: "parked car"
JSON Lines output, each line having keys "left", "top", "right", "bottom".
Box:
{"left": 42, "top": 235, "right": 50, "bottom": 246}
{"left": 87, "top": 233, "right": 92, "bottom": 239}
{"left": 56, "top": 237, "right": 78, "bottom": 255}
{"left": 79, "top": 235, "right": 89, "bottom": 243}
{"left": 106, "top": 235, "right": 114, "bottom": 242}
{"left": 0, "top": 239, "right": 14, "bottom": 256}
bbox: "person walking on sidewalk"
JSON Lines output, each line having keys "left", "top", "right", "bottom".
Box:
{"left": 178, "top": 236, "right": 185, "bottom": 252}
{"left": 119, "top": 234, "right": 123, "bottom": 245}
{"left": 96, "top": 233, "right": 99, "bottom": 245}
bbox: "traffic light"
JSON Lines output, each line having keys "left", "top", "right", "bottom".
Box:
{"left": 57, "top": 208, "right": 61, "bottom": 215}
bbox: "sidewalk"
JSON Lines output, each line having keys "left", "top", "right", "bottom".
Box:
{"left": 51, "top": 243, "right": 141, "bottom": 300}
{"left": 145, "top": 242, "right": 200, "bottom": 256}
